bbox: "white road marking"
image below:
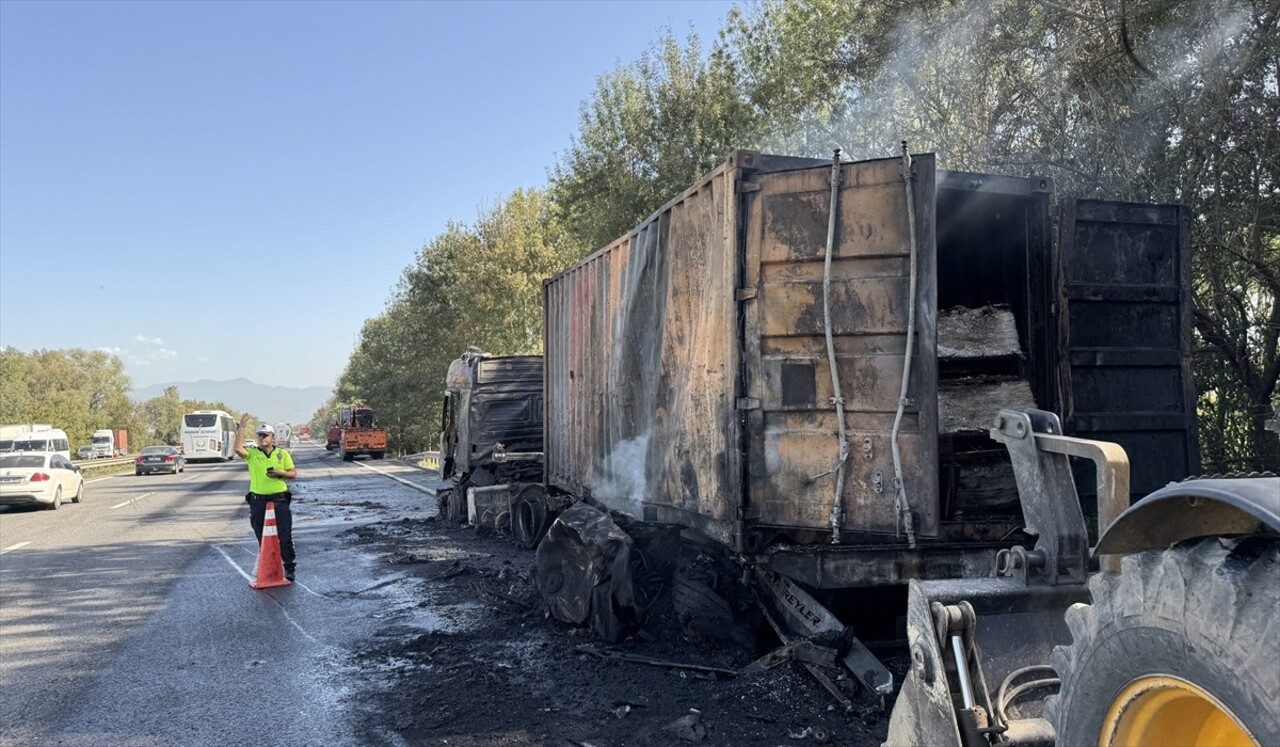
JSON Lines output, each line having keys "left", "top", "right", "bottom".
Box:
{"left": 214, "top": 544, "right": 322, "bottom": 642}
{"left": 353, "top": 460, "right": 434, "bottom": 494}
{"left": 289, "top": 577, "right": 330, "bottom": 599}
{"left": 180, "top": 474, "right": 200, "bottom": 482}
{"left": 214, "top": 544, "right": 255, "bottom": 582}
{"left": 110, "top": 492, "right": 153, "bottom": 510}
{"left": 277, "top": 606, "right": 321, "bottom": 643}
{"left": 1, "top": 542, "right": 31, "bottom": 555}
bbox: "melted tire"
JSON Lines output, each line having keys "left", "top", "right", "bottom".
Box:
{"left": 512, "top": 487, "right": 550, "bottom": 549}
{"left": 444, "top": 490, "right": 465, "bottom": 524}
{"left": 1045, "top": 538, "right": 1280, "bottom": 746}
{"left": 672, "top": 571, "right": 733, "bottom": 631}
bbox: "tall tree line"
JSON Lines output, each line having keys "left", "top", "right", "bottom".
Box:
{"left": 0, "top": 347, "right": 241, "bottom": 449}
{"left": 329, "top": 0, "right": 1277, "bottom": 469}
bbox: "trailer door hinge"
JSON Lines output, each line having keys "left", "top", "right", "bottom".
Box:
{"left": 735, "top": 288, "right": 758, "bottom": 301}
{"left": 736, "top": 180, "right": 762, "bottom": 194}
{"left": 736, "top": 397, "right": 761, "bottom": 411}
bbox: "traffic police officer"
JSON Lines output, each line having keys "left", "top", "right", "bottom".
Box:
{"left": 234, "top": 413, "right": 298, "bottom": 580}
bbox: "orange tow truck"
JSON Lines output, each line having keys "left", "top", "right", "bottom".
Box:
{"left": 336, "top": 405, "right": 387, "bottom": 461}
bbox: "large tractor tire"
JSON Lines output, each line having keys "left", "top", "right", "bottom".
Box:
{"left": 1046, "top": 537, "right": 1279, "bottom": 746}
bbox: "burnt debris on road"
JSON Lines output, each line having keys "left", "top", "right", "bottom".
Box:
{"left": 340, "top": 508, "right": 896, "bottom": 747}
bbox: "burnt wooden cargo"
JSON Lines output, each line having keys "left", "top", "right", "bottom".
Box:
{"left": 543, "top": 151, "right": 1198, "bottom": 588}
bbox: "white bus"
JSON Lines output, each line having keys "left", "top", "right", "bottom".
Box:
{"left": 180, "top": 410, "right": 236, "bottom": 462}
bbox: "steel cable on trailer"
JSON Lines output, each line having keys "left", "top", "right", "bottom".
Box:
{"left": 817, "top": 149, "right": 850, "bottom": 543}
{"left": 891, "top": 141, "right": 919, "bottom": 548}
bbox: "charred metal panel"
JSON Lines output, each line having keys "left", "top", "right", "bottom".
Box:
{"left": 544, "top": 156, "right": 745, "bottom": 545}
{"left": 475, "top": 355, "right": 543, "bottom": 385}
{"left": 754, "top": 542, "right": 1001, "bottom": 589}
{"left": 1058, "top": 200, "right": 1200, "bottom": 499}
{"left": 467, "top": 356, "right": 543, "bottom": 466}
{"left": 743, "top": 156, "right": 939, "bottom": 536}
{"left": 451, "top": 354, "right": 544, "bottom": 475}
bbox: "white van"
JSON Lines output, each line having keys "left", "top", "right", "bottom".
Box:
{"left": 12, "top": 429, "right": 72, "bottom": 461}
{"left": 0, "top": 424, "right": 52, "bottom": 453}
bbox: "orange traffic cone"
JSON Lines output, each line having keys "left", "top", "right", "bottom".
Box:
{"left": 250, "top": 501, "right": 292, "bottom": 589}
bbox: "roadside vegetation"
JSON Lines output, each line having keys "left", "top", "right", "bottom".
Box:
{"left": 318, "top": 0, "right": 1277, "bottom": 472}
{"left": 0, "top": 347, "right": 243, "bottom": 450}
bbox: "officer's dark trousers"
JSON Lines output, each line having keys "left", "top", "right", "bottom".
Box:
{"left": 248, "top": 495, "right": 296, "bottom": 568}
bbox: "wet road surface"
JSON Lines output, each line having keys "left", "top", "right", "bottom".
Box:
{"left": 0, "top": 443, "right": 442, "bottom": 747}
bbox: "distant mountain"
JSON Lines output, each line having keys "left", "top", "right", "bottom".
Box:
{"left": 129, "top": 378, "right": 331, "bottom": 425}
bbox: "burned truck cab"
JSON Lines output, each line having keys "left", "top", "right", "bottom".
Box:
{"left": 439, "top": 348, "right": 544, "bottom": 490}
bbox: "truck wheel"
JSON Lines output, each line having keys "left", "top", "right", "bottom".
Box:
{"left": 445, "top": 490, "right": 465, "bottom": 523}
{"left": 435, "top": 489, "right": 452, "bottom": 520}
{"left": 1046, "top": 537, "right": 1280, "bottom": 746}
{"left": 512, "top": 485, "right": 550, "bottom": 549}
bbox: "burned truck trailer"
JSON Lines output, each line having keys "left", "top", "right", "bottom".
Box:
{"left": 527, "top": 150, "right": 1280, "bottom": 745}
{"left": 539, "top": 149, "right": 1197, "bottom": 592}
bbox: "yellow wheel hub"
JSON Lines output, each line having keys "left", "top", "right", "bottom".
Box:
{"left": 1101, "top": 675, "right": 1256, "bottom": 747}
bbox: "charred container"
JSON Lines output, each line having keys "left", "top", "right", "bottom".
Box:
{"left": 440, "top": 350, "right": 545, "bottom": 486}
{"left": 542, "top": 150, "right": 1198, "bottom": 590}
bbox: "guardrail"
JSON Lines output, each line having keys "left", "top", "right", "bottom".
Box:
{"left": 73, "top": 456, "right": 136, "bottom": 468}
{"left": 75, "top": 456, "right": 140, "bottom": 477}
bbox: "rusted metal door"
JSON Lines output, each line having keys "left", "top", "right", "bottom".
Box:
{"left": 1057, "top": 200, "right": 1200, "bottom": 501}
{"left": 739, "top": 155, "right": 940, "bottom": 539}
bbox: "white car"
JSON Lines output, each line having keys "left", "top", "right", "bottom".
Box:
{"left": 0, "top": 452, "right": 85, "bottom": 510}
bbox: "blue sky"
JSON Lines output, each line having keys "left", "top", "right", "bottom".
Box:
{"left": 0, "top": 0, "right": 736, "bottom": 389}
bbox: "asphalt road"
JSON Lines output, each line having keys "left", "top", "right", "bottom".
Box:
{"left": 0, "top": 443, "right": 443, "bottom": 747}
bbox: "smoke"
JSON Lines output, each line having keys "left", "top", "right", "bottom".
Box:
{"left": 751, "top": 0, "right": 1260, "bottom": 201}
{"left": 591, "top": 432, "right": 651, "bottom": 520}
{"left": 757, "top": 2, "right": 1005, "bottom": 164}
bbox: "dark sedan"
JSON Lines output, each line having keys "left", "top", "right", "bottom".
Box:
{"left": 135, "top": 446, "right": 185, "bottom": 475}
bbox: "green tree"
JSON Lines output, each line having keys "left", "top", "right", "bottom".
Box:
{"left": 0, "top": 348, "right": 35, "bottom": 424}
{"left": 550, "top": 29, "right": 761, "bottom": 251}
{"left": 137, "top": 386, "right": 187, "bottom": 445}
{"left": 331, "top": 188, "right": 577, "bottom": 454}
{"left": 0, "top": 347, "right": 138, "bottom": 448}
